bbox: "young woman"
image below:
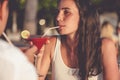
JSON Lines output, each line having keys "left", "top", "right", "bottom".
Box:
{"left": 37, "top": 0, "right": 120, "bottom": 80}
{"left": 0, "top": 0, "right": 38, "bottom": 80}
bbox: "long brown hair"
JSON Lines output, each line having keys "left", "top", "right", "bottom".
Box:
{"left": 75, "top": 0, "right": 102, "bottom": 80}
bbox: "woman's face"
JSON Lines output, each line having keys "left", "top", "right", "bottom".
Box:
{"left": 56, "top": 0, "right": 80, "bottom": 36}
{"left": 0, "top": 0, "right": 9, "bottom": 35}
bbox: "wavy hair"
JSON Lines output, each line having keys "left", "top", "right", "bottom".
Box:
{"left": 75, "top": 0, "right": 102, "bottom": 80}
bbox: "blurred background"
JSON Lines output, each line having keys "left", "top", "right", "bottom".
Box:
{"left": 5, "top": 0, "right": 58, "bottom": 42}
{"left": 3, "top": 0, "right": 120, "bottom": 42}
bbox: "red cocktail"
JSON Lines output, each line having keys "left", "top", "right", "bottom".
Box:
{"left": 28, "top": 37, "right": 48, "bottom": 50}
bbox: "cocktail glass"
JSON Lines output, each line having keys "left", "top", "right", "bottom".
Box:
{"left": 21, "top": 26, "right": 59, "bottom": 50}
{"left": 24, "top": 26, "right": 59, "bottom": 50}
{"left": 28, "top": 36, "right": 48, "bottom": 50}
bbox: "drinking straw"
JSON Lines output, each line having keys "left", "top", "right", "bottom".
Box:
{"left": 42, "top": 26, "right": 59, "bottom": 37}
{"left": 2, "top": 32, "right": 14, "bottom": 46}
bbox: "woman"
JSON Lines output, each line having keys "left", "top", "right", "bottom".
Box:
{"left": 37, "top": 0, "right": 119, "bottom": 80}
{"left": 0, "top": 0, "right": 38, "bottom": 80}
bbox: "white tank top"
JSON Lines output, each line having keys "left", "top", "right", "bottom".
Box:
{"left": 52, "top": 37, "right": 103, "bottom": 80}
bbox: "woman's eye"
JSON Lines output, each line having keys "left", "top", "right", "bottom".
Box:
{"left": 64, "top": 10, "right": 70, "bottom": 16}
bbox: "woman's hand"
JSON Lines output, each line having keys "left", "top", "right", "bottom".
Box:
{"left": 24, "top": 45, "right": 38, "bottom": 64}
{"left": 23, "top": 39, "right": 49, "bottom": 64}
{"left": 36, "top": 39, "right": 50, "bottom": 67}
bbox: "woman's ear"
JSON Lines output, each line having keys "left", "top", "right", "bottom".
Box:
{"left": 1, "top": 0, "right": 8, "bottom": 19}
{"left": 0, "top": 0, "right": 9, "bottom": 33}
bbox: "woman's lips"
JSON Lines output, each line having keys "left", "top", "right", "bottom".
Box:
{"left": 58, "top": 25, "right": 65, "bottom": 30}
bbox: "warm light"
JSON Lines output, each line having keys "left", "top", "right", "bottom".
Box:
{"left": 39, "top": 19, "right": 46, "bottom": 25}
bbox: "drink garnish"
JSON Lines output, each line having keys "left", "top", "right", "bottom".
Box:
{"left": 21, "top": 30, "right": 30, "bottom": 39}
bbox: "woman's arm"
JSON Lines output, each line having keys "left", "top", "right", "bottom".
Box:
{"left": 101, "top": 38, "right": 120, "bottom": 80}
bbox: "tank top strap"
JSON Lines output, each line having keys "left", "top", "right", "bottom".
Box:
{"left": 52, "top": 36, "right": 61, "bottom": 62}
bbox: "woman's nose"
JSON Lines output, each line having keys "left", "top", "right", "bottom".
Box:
{"left": 56, "top": 12, "right": 63, "bottom": 22}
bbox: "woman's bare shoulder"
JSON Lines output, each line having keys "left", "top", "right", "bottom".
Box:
{"left": 101, "top": 38, "right": 117, "bottom": 55}
{"left": 48, "top": 35, "right": 58, "bottom": 45}
{"left": 46, "top": 36, "right": 58, "bottom": 58}
{"left": 102, "top": 38, "right": 115, "bottom": 46}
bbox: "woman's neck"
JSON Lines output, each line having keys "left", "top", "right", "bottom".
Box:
{"left": 61, "top": 35, "right": 78, "bottom": 51}
{"left": 61, "top": 35, "right": 79, "bottom": 67}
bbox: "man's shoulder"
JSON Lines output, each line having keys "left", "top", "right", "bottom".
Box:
{"left": 0, "top": 39, "right": 26, "bottom": 61}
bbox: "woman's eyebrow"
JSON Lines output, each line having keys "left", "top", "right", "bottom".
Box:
{"left": 61, "top": 7, "right": 70, "bottom": 10}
